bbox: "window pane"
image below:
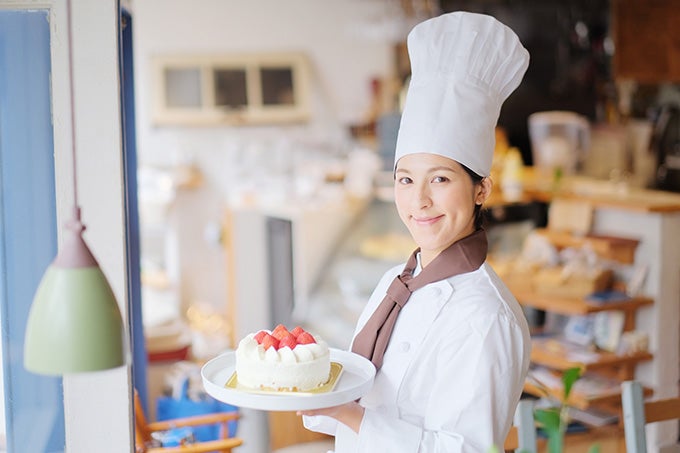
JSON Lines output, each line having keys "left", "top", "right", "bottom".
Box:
{"left": 260, "top": 67, "right": 294, "bottom": 106}
{"left": 214, "top": 69, "right": 248, "bottom": 109}
{"left": 0, "top": 9, "right": 65, "bottom": 453}
{"left": 164, "top": 68, "right": 202, "bottom": 108}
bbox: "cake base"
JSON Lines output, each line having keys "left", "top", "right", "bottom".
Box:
{"left": 226, "top": 362, "right": 343, "bottom": 394}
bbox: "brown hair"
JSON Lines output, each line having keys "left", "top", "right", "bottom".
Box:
{"left": 461, "top": 164, "right": 486, "bottom": 230}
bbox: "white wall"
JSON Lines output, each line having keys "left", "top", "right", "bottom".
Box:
{"left": 49, "top": 0, "right": 134, "bottom": 451}
{"left": 131, "top": 0, "right": 400, "bottom": 316}
{"left": 133, "top": 0, "right": 398, "bottom": 170}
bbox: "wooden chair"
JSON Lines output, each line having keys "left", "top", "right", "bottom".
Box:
{"left": 621, "top": 380, "right": 680, "bottom": 453}
{"left": 134, "top": 390, "right": 243, "bottom": 453}
{"left": 504, "top": 399, "right": 537, "bottom": 453}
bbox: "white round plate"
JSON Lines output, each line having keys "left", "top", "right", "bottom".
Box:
{"left": 201, "top": 348, "right": 375, "bottom": 411}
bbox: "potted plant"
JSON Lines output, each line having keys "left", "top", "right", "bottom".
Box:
{"left": 533, "top": 367, "right": 600, "bottom": 453}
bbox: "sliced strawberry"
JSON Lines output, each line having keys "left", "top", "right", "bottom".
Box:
{"left": 296, "top": 332, "right": 316, "bottom": 345}
{"left": 253, "top": 330, "right": 267, "bottom": 344}
{"left": 261, "top": 333, "right": 280, "bottom": 350}
{"left": 278, "top": 333, "right": 298, "bottom": 350}
{"left": 290, "top": 326, "right": 305, "bottom": 338}
{"left": 271, "top": 324, "right": 290, "bottom": 340}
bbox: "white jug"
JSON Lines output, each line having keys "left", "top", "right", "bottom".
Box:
{"left": 528, "top": 111, "right": 590, "bottom": 175}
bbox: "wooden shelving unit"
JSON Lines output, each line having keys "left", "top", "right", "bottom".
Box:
{"left": 504, "top": 226, "right": 656, "bottom": 441}
{"left": 512, "top": 288, "right": 654, "bottom": 411}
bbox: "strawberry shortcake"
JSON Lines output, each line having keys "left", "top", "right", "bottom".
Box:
{"left": 234, "top": 324, "right": 330, "bottom": 391}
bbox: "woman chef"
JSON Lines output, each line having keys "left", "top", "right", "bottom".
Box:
{"left": 301, "top": 12, "right": 532, "bottom": 453}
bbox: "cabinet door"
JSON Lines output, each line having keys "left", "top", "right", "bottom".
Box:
{"left": 612, "top": 0, "right": 680, "bottom": 82}
{"left": 269, "top": 412, "right": 332, "bottom": 451}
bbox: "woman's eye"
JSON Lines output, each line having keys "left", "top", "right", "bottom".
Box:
{"left": 397, "top": 176, "right": 412, "bottom": 185}
{"left": 432, "top": 176, "right": 449, "bottom": 183}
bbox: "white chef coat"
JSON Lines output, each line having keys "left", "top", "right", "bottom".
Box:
{"left": 304, "top": 258, "right": 531, "bottom": 453}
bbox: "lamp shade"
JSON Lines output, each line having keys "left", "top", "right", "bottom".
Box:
{"left": 24, "top": 209, "right": 125, "bottom": 375}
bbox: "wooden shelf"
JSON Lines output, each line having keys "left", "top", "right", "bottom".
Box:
{"left": 533, "top": 228, "right": 639, "bottom": 265}
{"left": 517, "top": 285, "right": 655, "bottom": 413}
{"left": 530, "top": 344, "right": 653, "bottom": 372}
{"left": 524, "top": 380, "right": 653, "bottom": 412}
{"left": 511, "top": 290, "right": 653, "bottom": 316}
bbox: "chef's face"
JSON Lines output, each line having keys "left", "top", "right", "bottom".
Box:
{"left": 394, "top": 153, "right": 490, "bottom": 266}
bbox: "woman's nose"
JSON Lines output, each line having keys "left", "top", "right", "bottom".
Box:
{"left": 415, "top": 183, "right": 432, "bottom": 208}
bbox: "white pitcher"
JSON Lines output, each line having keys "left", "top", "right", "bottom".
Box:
{"left": 528, "top": 111, "right": 590, "bottom": 175}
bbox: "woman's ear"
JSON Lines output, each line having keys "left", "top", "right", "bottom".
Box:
{"left": 475, "top": 177, "right": 493, "bottom": 205}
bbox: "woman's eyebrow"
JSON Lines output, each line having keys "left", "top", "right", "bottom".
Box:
{"left": 429, "top": 165, "right": 456, "bottom": 173}
{"left": 396, "top": 166, "right": 456, "bottom": 173}
{"left": 395, "top": 164, "right": 459, "bottom": 177}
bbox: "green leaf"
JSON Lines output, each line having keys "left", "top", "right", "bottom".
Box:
{"left": 587, "top": 443, "right": 601, "bottom": 453}
{"left": 562, "top": 367, "right": 582, "bottom": 401}
{"left": 535, "top": 407, "right": 564, "bottom": 453}
{"left": 535, "top": 408, "right": 560, "bottom": 433}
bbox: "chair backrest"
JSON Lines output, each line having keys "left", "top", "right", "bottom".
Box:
{"left": 622, "top": 380, "right": 680, "bottom": 453}
{"left": 504, "top": 399, "right": 537, "bottom": 453}
{"left": 133, "top": 388, "right": 242, "bottom": 453}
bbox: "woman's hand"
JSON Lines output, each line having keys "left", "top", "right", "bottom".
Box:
{"left": 297, "top": 401, "right": 365, "bottom": 433}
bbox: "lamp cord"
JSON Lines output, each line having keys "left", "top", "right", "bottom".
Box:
{"left": 66, "top": 0, "right": 79, "bottom": 211}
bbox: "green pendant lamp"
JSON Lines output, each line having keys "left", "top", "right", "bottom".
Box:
{"left": 23, "top": 0, "right": 126, "bottom": 375}
{"left": 24, "top": 208, "right": 126, "bottom": 374}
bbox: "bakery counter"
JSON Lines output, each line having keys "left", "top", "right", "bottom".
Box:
{"left": 515, "top": 168, "right": 680, "bottom": 213}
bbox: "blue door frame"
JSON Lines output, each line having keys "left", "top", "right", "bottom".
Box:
{"left": 120, "top": 8, "right": 149, "bottom": 414}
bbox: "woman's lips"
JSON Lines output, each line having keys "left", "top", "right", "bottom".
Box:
{"left": 412, "top": 215, "right": 443, "bottom": 226}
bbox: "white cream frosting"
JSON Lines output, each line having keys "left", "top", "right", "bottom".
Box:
{"left": 235, "top": 332, "right": 331, "bottom": 391}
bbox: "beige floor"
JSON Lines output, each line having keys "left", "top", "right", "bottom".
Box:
{"left": 272, "top": 439, "right": 335, "bottom": 453}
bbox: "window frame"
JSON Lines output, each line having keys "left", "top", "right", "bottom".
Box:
{"left": 151, "top": 52, "right": 311, "bottom": 125}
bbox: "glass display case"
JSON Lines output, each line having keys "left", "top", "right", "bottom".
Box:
{"left": 300, "top": 196, "right": 542, "bottom": 349}
{"left": 300, "top": 197, "right": 414, "bottom": 349}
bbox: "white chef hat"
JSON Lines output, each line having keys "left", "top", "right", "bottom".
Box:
{"left": 394, "top": 12, "right": 529, "bottom": 177}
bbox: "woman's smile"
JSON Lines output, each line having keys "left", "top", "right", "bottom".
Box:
{"left": 394, "top": 153, "right": 485, "bottom": 266}
{"left": 411, "top": 214, "right": 444, "bottom": 225}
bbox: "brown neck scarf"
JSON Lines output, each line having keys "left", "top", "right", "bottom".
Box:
{"left": 351, "top": 229, "right": 488, "bottom": 370}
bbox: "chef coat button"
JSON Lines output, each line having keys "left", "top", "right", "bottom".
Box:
{"left": 400, "top": 342, "right": 410, "bottom": 352}
{"left": 423, "top": 287, "right": 441, "bottom": 298}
